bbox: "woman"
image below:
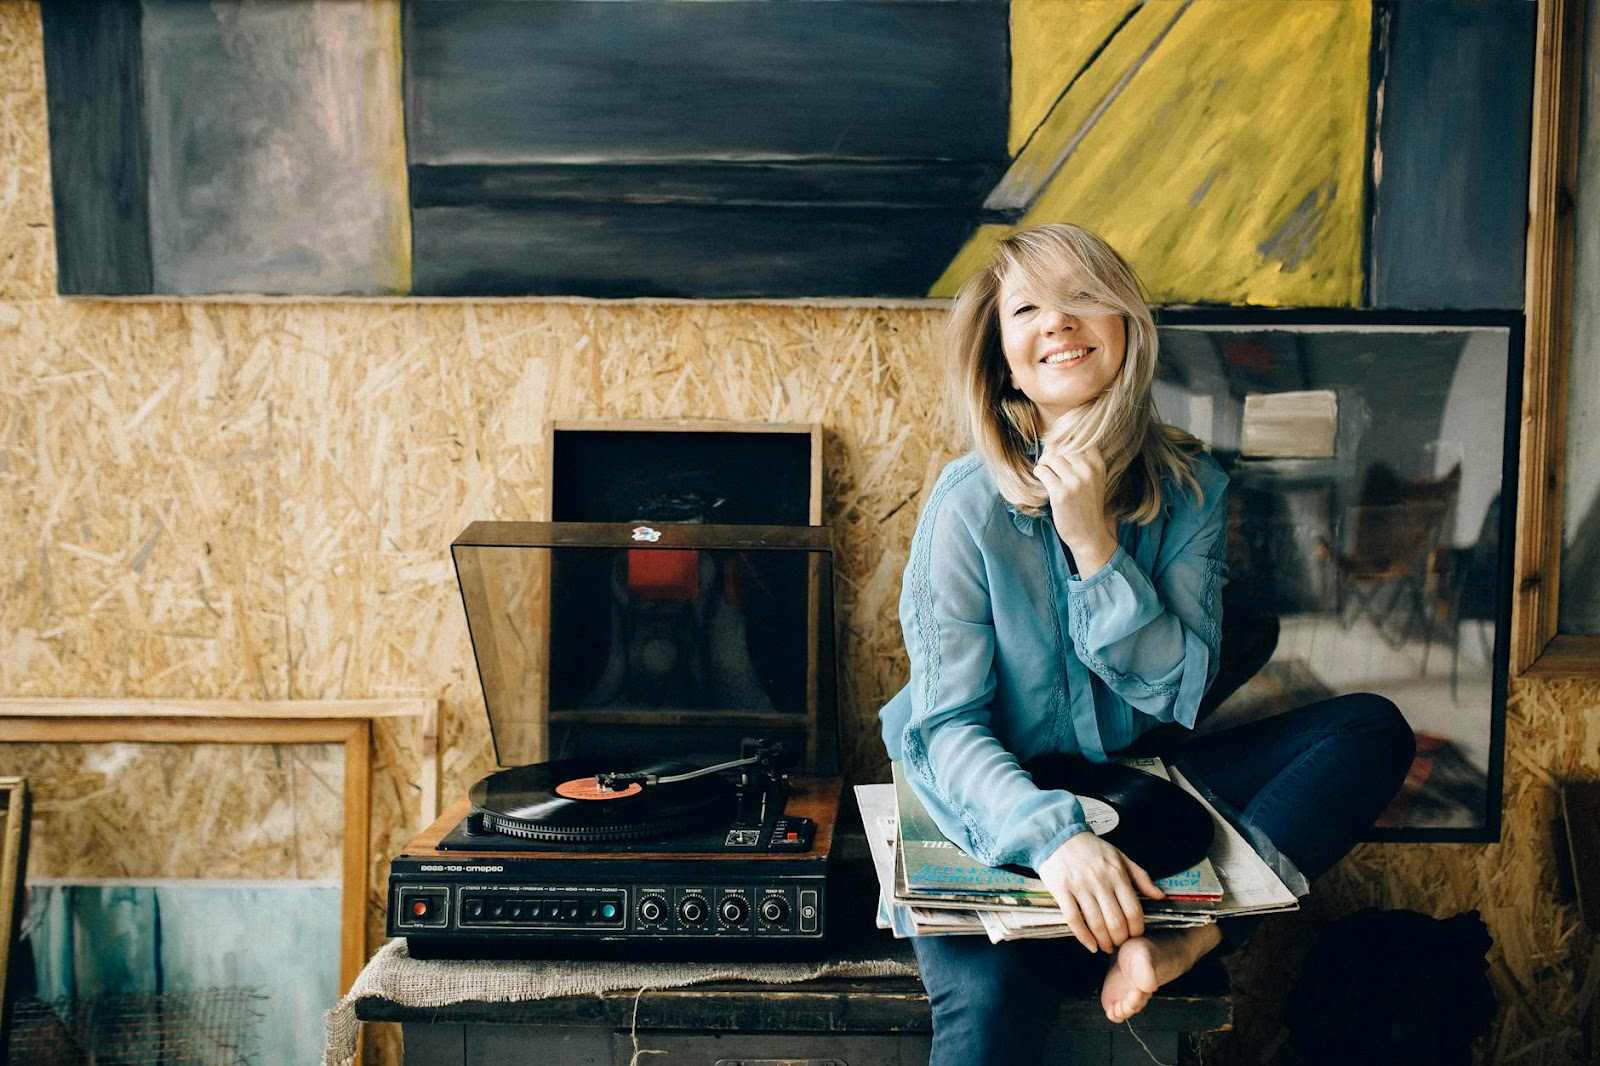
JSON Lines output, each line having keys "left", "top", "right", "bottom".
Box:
{"left": 879, "top": 224, "right": 1415, "bottom": 1064}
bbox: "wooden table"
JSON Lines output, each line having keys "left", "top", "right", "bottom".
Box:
{"left": 351, "top": 865, "right": 1232, "bottom": 1066}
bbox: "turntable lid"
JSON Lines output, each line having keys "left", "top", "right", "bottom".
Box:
{"left": 451, "top": 521, "right": 840, "bottom": 775}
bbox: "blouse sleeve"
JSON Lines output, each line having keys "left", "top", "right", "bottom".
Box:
{"left": 1063, "top": 464, "right": 1228, "bottom": 729}
{"left": 896, "top": 471, "right": 1091, "bottom": 872}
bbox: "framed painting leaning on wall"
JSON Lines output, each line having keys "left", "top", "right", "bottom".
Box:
{"left": 0, "top": 777, "right": 30, "bottom": 1058}
{"left": 1154, "top": 315, "right": 1519, "bottom": 841}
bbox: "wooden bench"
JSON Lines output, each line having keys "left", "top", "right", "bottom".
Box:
{"left": 354, "top": 860, "right": 1232, "bottom": 1065}
{"left": 360, "top": 966, "right": 1231, "bottom": 1065}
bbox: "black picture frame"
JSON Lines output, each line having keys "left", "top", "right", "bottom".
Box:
{"left": 1154, "top": 308, "right": 1520, "bottom": 843}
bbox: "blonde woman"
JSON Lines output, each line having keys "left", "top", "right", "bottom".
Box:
{"left": 879, "top": 224, "right": 1414, "bottom": 1064}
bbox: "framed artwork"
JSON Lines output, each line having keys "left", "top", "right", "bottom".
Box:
{"left": 0, "top": 777, "right": 29, "bottom": 1058}
{"left": 41, "top": 0, "right": 1534, "bottom": 306}
{"left": 0, "top": 699, "right": 439, "bottom": 992}
{"left": 1559, "top": 0, "right": 1600, "bottom": 639}
{"left": 19, "top": 881, "right": 333, "bottom": 1065}
{"left": 1505, "top": 0, "right": 1600, "bottom": 677}
{"left": 1155, "top": 313, "right": 1520, "bottom": 839}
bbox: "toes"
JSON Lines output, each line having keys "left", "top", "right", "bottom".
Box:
{"left": 1116, "top": 993, "right": 1149, "bottom": 1023}
{"left": 1102, "top": 987, "right": 1150, "bottom": 1024}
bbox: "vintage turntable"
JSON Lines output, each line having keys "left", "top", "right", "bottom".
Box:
{"left": 387, "top": 521, "right": 843, "bottom": 960}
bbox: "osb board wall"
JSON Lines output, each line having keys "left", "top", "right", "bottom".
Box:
{"left": 0, "top": 742, "right": 344, "bottom": 880}
{"left": 1, "top": 5, "right": 1597, "bottom": 1065}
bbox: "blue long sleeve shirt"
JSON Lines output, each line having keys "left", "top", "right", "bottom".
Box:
{"left": 879, "top": 450, "right": 1229, "bottom": 873}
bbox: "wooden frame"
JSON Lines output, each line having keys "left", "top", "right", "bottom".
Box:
{"left": 458, "top": 419, "right": 831, "bottom": 770}
{"left": 0, "top": 776, "right": 28, "bottom": 1058}
{"left": 544, "top": 420, "right": 824, "bottom": 525}
{"left": 0, "top": 698, "right": 439, "bottom": 993}
{"left": 1516, "top": 0, "right": 1599, "bottom": 677}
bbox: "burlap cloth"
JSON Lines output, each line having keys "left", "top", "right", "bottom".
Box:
{"left": 322, "top": 936, "right": 920, "bottom": 1066}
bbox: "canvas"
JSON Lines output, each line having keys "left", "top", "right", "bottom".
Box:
{"left": 41, "top": 0, "right": 1535, "bottom": 304}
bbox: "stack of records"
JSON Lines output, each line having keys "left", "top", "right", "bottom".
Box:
{"left": 854, "top": 756, "right": 1300, "bottom": 943}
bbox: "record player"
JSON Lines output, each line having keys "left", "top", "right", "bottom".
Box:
{"left": 387, "top": 520, "right": 843, "bottom": 960}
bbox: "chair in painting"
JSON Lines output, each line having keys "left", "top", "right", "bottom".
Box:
{"left": 1319, "top": 463, "right": 1461, "bottom": 648}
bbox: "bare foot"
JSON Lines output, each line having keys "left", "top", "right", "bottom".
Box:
{"left": 1100, "top": 925, "right": 1223, "bottom": 1023}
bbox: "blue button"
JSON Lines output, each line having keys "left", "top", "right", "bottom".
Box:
{"left": 601, "top": 903, "right": 617, "bottom": 919}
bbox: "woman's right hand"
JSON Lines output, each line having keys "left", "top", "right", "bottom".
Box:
{"left": 1035, "top": 832, "right": 1166, "bottom": 953}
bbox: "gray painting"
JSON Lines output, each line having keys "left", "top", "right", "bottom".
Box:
{"left": 42, "top": 0, "right": 1535, "bottom": 303}
{"left": 43, "top": 0, "right": 409, "bottom": 297}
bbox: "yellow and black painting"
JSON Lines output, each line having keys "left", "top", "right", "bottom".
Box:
{"left": 44, "top": 0, "right": 1532, "bottom": 306}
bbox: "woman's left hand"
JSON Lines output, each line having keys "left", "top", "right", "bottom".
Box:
{"left": 1035, "top": 831, "right": 1165, "bottom": 953}
{"left": 1035, "top": 445, "right": 1118, "bottom": 575}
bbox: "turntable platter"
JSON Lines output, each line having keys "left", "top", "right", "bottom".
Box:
{"left": 468, "top": 759, "right": 733, "bottom": 843}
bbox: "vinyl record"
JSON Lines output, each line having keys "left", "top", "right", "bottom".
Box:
{"left": 469, "top": 758, "right": 732, "bottom": 843}
{"left": 1020, "top": 755, "right": 1215, "bottom": 879}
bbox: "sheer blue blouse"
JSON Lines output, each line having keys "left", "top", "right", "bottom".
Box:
{"left": 878, "top": 450, "right": 1229, "bottom": 873}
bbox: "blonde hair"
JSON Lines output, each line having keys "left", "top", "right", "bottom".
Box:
{"left": 945, "top": 223, "right": 1202, "bottom": 525}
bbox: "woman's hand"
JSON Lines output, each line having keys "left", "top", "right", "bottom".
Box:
{"left": 1034, "top": 445, "right": 1118, "bottom": 575}
{"left": 1035, "top": 831, "right": 1166, "bottom": 953}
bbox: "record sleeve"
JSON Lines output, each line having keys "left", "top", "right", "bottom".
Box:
{"left": 1020, "top": 754, "right": 1215, "bottom": 880}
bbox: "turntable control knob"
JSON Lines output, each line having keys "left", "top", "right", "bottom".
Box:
{"left": 639, "top": 896, "right": 667, "bottom": 924}
{"left": 760, "top": 898, "right": 788, "bottom": 924}
{"left": 719, "top": 897, "right": 748, "bottom": 925}
{"left": 679, "top": 897, "right": 708, "bottom": 925}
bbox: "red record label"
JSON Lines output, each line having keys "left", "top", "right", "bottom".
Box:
{"left": 555, "top": 776, "right": 643, "bottom": 801}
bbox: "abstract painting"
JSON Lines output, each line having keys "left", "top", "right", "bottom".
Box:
{"left": 42, "top": 0, "right": 1534, "bottom": 304}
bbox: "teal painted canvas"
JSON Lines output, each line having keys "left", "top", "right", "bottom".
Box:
{"left": 19, "top": 882, "right": 339, "bottom": 1065}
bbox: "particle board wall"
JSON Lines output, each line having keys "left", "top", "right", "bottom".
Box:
{"left": 1, "top": 5, "right": 1598, "bottom": 1066}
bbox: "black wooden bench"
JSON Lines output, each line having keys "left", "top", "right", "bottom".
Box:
{"left": 355, "top": 859, "right": 1233, "bottom": 1065}
{"left": 360, "top": 962, "right": 1231, "bottom": 1065}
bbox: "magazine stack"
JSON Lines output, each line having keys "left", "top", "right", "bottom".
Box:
{"left": 854, "top": 757, "right": 1301, "bottom": 942}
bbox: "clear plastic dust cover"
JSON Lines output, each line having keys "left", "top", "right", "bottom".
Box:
{"left": 451, "top": 521, "right": 839, "bottom": 776}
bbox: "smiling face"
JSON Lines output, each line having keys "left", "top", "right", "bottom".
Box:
{"left": 996, "top": 269, "right": 1128, "bottom": 429}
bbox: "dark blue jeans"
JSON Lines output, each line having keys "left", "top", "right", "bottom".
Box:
{"left": 911, "top": 693, "right": 1416, "bottom": 1066}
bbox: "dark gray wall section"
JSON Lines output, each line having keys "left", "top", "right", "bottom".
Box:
{"left": 1370, "top": 1, "right": 1535, "bottom": 310}
{"left": 404, "top": 0, "right": 1009, "bottom": 297}
{"left": 410, "top": 201, "right": 980, "bottom": 297}
{"left": 40, "top": 0, "right": 153, "bottom": 296}
{"left": 407, "top": 161, "right": 1006, "bottom": 210}
{"left": 404, "top": 0, "right": 1010, "bottom": 164}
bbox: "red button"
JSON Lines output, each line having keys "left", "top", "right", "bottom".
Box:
{"left": 786, "top": 832, "right": 799, "bottom": 841}
{"left": 411, "top": 900, "right": 430, "bottom": 917}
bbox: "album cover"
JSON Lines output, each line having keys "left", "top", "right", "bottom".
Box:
{"left": 891, "top": 760, "right": 1223, "bottom": 905}
{"left": 893, "top": 762, "right": 1046, "bottom": 901}
{"left": 973, "top": 768, "right": 1302, "bottom": 942}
